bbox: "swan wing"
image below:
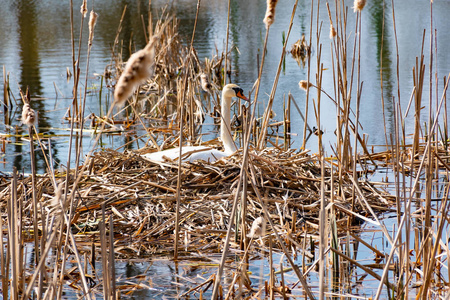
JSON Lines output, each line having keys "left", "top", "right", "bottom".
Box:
{"left": 142, "top": 146, "right": 229, "bottom": 163}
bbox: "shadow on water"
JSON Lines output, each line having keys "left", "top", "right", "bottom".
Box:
{"left": 15, "top": 0, "right": 58, "bottom": 173}
{"left": 369, "top": 0, "right": 395, "bottom": 134}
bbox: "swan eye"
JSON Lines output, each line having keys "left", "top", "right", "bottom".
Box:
{"left": 233, "top": 88, "right": 248, "bottom": 101}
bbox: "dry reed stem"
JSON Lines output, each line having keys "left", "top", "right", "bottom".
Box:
{"left": 257, "top": 0, "right": 298, "bottom": 150}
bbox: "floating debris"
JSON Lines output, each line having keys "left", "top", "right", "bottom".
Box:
{"left": 290, "top": 34, "right": 310, "bottom": 67}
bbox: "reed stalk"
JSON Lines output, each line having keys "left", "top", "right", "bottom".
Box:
{"left": 100, "top": 205, "right": 110, "bottom": 298}
{"left": 269, "top": 237, "right": 274, "bottom": 299}
{"left": 2, "top": 66, "right": 10, "bottom": 120}
{"left": 374, "top": 73, "right": 450, "bottom": 299}
{"left": 211, "top": 0, "right": 274, "bottom": 294}
{"left": 0, "top": 209, "right": 4, "bottom": 300}
{"left": 301, "top": 0, "right": 314, "bottom": 150}
{"left": 223, "top": 0, "right": 231, "bottom": 85}
{"left": 174, "top": 0, "right": 201, "bottom": 260}
{"left": 75, "top": 9, "right": 98, "bottom": 171}
{"left": 319, "top": 157, "right": 325, "bottom": 300}
{"left": 256, "top": 0, "right": 298, "bottom": 150}
{"left": 8, "top": 168, "right": 18, "bottom": 300}
{"left": 58, "top": 2, "right": 89, "bottom": 297}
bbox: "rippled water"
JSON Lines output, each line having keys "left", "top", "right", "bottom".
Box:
{"left": 1, "top": 0, "right": 450, "bottom": 173}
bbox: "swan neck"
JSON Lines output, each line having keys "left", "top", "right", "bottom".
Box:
{"left": 220, "top": 91, "right": 236, "bottom": 154}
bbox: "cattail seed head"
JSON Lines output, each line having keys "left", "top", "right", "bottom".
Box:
{"left": 114, "top": 39, "right": 157, "bottom": 106}
{"left": 247, "top": 216, "right": 265, "bottom": 238}
{"left": 80, "top": 0, "right": 87, "bottom": 18}
{"left": 200, "top": 73, "right": 211, "bottom": 92}
{"left": 299, "top": 80, "right": 313, "bottom": 91}
{"left": 88, "top": 10, "right": 98, "bottom": 45}
{"left": 330, "top": 25, "right": 337, "bottom": 39}
{"left": 353, "top": 0, "right": 366, "bottom": 13}
{"left": 263, "top": 0, "right": 278, "bottom": 29}
{"left": 22, "top": 103, "right": 36, "bottom": 126}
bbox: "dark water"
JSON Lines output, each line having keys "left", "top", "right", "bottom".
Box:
{"left": 1, "top": 0, "right": 450, "bottom": 173}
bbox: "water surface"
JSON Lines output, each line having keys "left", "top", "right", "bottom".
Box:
{"left": 1, "top": 1, "right": 449, "bottom": 173}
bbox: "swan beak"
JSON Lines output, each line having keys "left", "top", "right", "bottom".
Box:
{"left": 236, "top": 90, "right": 248, "bottom": 101}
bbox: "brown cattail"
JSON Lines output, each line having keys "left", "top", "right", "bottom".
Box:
{"left": 299, "top": 80, "right": 313, "bottom": 91}
{"left": 80, "top": 0, "right": 87, "bottom": 18}
{"left": 263, "top": 0, "right": 278, "bottom": 29}
{"left": 114, "top": 38, "right": 157, "bottom": 106}
{"left": 353, "top": 0, "right": 366, "bottom": 13}
{"left": 330, "top": 24, "right": 337, "bottom": 39}
{"left": 200, "top": 73, "right": 211, "bottom": 92}
{"left": 88, "top": 10, "right": 98, "bottom": 45}
{"left": 247, "top": 216, "right": 265, "bottom": 238}
{"left": 21, "top": 103, "right": 36, "bottom": 126}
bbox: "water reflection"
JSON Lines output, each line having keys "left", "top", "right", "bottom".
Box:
{"left": 368, "top": 0, "right": 395, "bottom": 134}
{"left": 15, "top": 0, "right": 58, "bottom": 172}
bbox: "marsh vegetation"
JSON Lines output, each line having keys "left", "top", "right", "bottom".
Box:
{"left": 1, "top": 0, "right": 450, "bottom": 299}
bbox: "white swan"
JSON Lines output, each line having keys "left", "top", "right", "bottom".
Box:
{"left": 142, "top": 84, "right": 248, "bottom": 163}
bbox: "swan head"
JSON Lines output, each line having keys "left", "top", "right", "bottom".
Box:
{"left": 222, "top": 84, "right": 248, "bottom": 101}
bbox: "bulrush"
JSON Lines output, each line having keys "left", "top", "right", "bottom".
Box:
{"left": 263, "top": 0, "right": 278, "bottom": 29}
{"left": 200, "top": 73, "right": 211, "bottom": 92}
{"left": 114, "top": 37, "right": 158, "bottom": 106}
{"left": 80, "top": 0, "right": 87, "bottom": 18}
{"left": 353, "top": 0, "right": 366, "bottom": 13}
{"left": 330, "top": 24, "right": 337, "bottom": 39}
{"left": 21, "top": 103, "right": 36, "bottom": 127}
{"left": 88, "top": 10, "right": 98, "bottom": 45}
{"left": 298, "top": 80, "right": 313, "bottom": 91}
{"left": 247, "top": 216, "right": 265, "bottom": 238}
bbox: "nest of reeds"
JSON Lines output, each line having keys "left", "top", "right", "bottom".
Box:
{"left": 9, "top": 147, "right": 392, "bottom": 258}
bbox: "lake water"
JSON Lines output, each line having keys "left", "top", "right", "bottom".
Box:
{"left": 1, "top": 0, "right": 450, "bottom": 173}
{"left": 1, "top": 0, "right": 450, "bottom": 174}
{"left": 2, "top": 1, "right": 450, "bottom": 298}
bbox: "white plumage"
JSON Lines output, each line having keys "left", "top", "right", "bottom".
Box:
{"left": 142, "top": 84, "right": 248, "bottom": 163}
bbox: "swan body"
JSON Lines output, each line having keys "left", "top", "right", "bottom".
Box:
{"left": 142, "top": 84, "right": 248, "bottom": 163}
